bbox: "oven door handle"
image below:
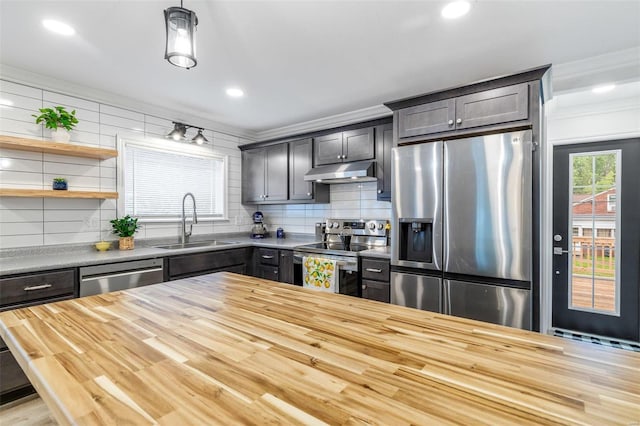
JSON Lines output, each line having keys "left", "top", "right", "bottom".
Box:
{"left": 293, "top": 255, "right": 355, "bottom": 269}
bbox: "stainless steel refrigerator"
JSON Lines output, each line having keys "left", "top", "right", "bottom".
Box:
{"left": 390, "top": 130, "right": 532, "bottom": 329}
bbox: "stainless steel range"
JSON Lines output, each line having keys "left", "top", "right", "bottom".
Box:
{"left": 294, "top": 219, "right": 389, "bottom": 296}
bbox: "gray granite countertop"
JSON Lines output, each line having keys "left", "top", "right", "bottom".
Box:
{"left": 358, "top": 246, "right": 391, "bottom": 259}
{"left": 0, "top": 234, "right": 321, "bottom": 276}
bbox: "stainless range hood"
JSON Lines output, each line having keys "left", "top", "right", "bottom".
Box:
{"left": 304, "top": 160, "right": 376, "bottom": 183}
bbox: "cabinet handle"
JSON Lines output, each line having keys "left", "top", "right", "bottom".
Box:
{"left": 337, "top": 155, "right": 342, "bottom": 159}
{"left": 365, "top": 268, "right": 383, "bottom": 273}
{"left": 24, "top": 284, "right": 52, "bottom": 291}
{"left": 362, "top": 284, "right": 367, "bottom": 290}
{"left": 448, "top": 119, "right": 454, "bottom": 126}
{"left": 262, "top": 255, "right": 274, "bottom": 259}
{"left": 307, "top": 192, "right": 312, "bottom": 196}
{"left": 456, "top": 118, "right": 462, "bottom": 124}
{"left": 342, "top": 155, "right": 347, "bottom": 159}
{"left": 377, "top": 189, "right": 382, "bottom": 194}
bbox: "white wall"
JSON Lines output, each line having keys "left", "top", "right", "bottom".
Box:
{"left": 258, "top": 182, "right": 391, "bottom": 234}
{"left": 0, "top": 79, "right": 255, "bottom": 249}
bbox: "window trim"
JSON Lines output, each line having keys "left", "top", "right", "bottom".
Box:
{"left": 116, "top": 135, "right": 229, "bottom": 223}
{"left": 607, "top": 193, "right": 616, "bottom": 212}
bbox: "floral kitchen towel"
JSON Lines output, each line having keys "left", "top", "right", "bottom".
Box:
{"left": 302, "top": 256, "right": 337, "bottom": 293}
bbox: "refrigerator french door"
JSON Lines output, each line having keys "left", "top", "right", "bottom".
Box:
{"left": 391, "top": 130, "right": 534, "bottom": 329}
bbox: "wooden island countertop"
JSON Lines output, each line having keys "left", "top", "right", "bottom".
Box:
{"left": 0, "top": 272, "right": 638, "bottom": 425}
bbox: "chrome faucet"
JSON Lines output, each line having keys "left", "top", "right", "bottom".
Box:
{"left": 181, "top": 192, "right": 198, "bottom": 245}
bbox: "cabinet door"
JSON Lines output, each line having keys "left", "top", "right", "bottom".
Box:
{"left": 242, "top": 148, "right": 265, "bottom": 203}
{"left": 289, "top": 138, "right": 314, "bottom": 200}
{"left": 279, "top": 250, "right": 294, "bottom": 284}
{"left": 314, "top": 132, "right": 343, "bottom": 166}
{"left": 257, "top": 265, "right": 279, "bottom": 281}
{"left": 265, "top": 143, "right": 289, "bottom": 201}
{"left": 0, "top": 350, "right": 30, "bottom": 395}
{"left": 455, "top": 83, "right": 529, "bottom": 130}
{"left": 362, "top": 280, "right": 390, "bottom": 303}
{"left": 375, "top": 124, "right": 393, "bottom": 201}
{"left": 398, "top": 99, "right": 455, "bottom": 138}
{"left": 343, "top": 127, "right": 374, "bottom": 162}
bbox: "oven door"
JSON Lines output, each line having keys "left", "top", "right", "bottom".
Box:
{"left": 293, "top": 253, "right": 359, "bottom": 297}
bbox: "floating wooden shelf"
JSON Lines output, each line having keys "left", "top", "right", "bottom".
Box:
{"left": 0, "top": 189, "right": 118, "bottom": 199}
{"left": 0, "top": 135, "right": 118, "bottom": 159}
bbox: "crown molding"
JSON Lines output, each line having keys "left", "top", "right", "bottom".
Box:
{"left": 0, "top": 63, "right": 258, "bottom": 141}
{"left": 552, "top": 47, "right": 640, "bottom": 94}
{"left": 253, "top": 105, "right": 392, "bottom": 142}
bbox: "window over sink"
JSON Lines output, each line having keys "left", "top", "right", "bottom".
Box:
{"left": 118, "top": 136, "right": 228, "bottom": 222}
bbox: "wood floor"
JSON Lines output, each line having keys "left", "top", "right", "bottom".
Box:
{"left": 0, "top": 395, "right": 56, "bottom": 426}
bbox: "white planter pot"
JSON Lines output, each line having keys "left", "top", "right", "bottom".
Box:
{"left": 51, "top": 128, "right": 70, "bottom": 143}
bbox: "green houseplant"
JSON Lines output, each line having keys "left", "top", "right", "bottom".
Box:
{"left": 33, "top": 106, "right": 79, "bottom": 143}
{"left": 110, "top": 215, "right": 141, "bottom": 250}
{"left": 52, "top": 177, "right": 68, "bottom": 190}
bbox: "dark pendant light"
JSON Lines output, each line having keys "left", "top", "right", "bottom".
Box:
{"left": 164, "top": 1, "right": 198, "bottom": 69}
{"left": 192, "top": 129, "right": 208, "bottom": 145}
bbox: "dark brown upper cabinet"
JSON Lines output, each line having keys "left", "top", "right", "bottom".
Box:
{"left": 241, "top": 143, "right": 288, "bottom": 203}
{"left": 375, "top": 123, "right": 393, "bottom": 201}
{"left": 397, "top": 83, "right": 529, "bottom": 139}
{"left": 289, "top": 138, "right": 329, "bottom": 202}
{"left": 314, "top": 127, "right": 374, "bottom": 166}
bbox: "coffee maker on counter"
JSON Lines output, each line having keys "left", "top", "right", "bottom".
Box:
{"left": 250, "top": 211, "right": 268, "bottom": 239}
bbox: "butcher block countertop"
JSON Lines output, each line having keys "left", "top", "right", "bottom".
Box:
{"left": 1, "top": 273, "right": 638, "bottom": 425}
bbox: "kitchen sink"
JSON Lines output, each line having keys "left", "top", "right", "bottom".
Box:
{"left": 154, "top": 240, "right": 233, "bottom": 250}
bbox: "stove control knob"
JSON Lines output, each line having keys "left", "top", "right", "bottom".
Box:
{"left": 368, "top": 222, "right": 376, "bottom": 230}
{"left": 332, "top": 222, "right": 339, "bottom": 229}
{"left": 327, "top": 222, "right": 333, "bottom": 229}
{"left": 377, "top": 223, "right": 384, "bottom": 230}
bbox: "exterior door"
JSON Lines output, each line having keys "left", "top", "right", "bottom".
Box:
{"left": 552, "top": 139, "right": 640, "bottom": 342}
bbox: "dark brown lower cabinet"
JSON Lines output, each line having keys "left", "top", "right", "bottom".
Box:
{"left": 253, "top": 248, "right": 294, "bottom": 285}
{"left": 360, "top": 257, "right": 390, "bottom": 303}
{"left": 0, "top": 269, "right": 76, "bottom": 404}
{"left": 167, "top": 248, "right": 250, "bottom": 280}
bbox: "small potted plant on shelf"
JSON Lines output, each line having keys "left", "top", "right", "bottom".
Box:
{"left": 32, "top": 106, "right": 79, "bottom": 142}
{"left": 52, "top": 177, "right": 68, "bottom": 190}
{"left": 110, "top": 215, "right": 141, "bottom": 250}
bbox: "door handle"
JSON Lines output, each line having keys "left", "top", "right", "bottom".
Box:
{"left": 24, "top": 284, "right": 52, "bottom": 291}
{"left": 553, "top": 247, "right": 571, "bottom": 255}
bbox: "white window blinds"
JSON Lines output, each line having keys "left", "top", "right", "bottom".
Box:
{"left": 123, "top": 142, "right": 226, "bottom": 219}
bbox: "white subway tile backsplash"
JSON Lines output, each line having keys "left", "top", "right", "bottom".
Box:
{"left": 0, "top": 209, "right": 43, "bottom": 222}
{"left": 0, "top": 118, "right": 42, "bottom": 137}
{"left": 44, "top": 199, "right": 100, "bottom": 210}
{"left": 100, "top": 104, "right": 145, "bottom": 122}
{"left": 0, "top": 81, "right": 42, "bottom": 99}
{"left": 0, "top": 104, "right": 42, "bottom": 122}
{"left": 0, "top": 148, "right": 43, "bottom": 161}
{"left": 44, "top": 232, "right": 101, "bottom": 245}
{"left": 43, "top": 91, "right": 99, "bottom": 112}
{"left": 44, "top": 209, "right": 100, "bottom": 223}
{"left": 0, "top": 222, "right": 43, "bottom": 236}
{"left": 0, "top": 197, "right": 43, "bottom": 210}
{"left": 0, "top": 170, "right": 43, "bottom": 187}
{"left": 0, "top": 158, "right": 42, "bottom": 173}
{"left": 0, "top": 234, "right": 43, "bottom": 248}
{"left": 0, "top": 92, "right": 42, "bottom": 110}
{"left": 44, "top": 162, "right": 100, "bottom": 177}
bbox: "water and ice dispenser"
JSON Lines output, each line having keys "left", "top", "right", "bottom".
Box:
{"left": 398, "top": 219, "right": 433, "bottom": 264}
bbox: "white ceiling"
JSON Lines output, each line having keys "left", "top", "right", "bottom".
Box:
{"left": 1, "top": 1, "right": 639, "bottom": 133}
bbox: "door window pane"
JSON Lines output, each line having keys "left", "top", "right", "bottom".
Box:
{"left": 569, "top": 151, "right": 620, "bottom": 315}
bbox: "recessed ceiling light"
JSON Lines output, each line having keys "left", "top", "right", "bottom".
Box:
{"left": 592, "top": 84, "right": 616, "bottom": 94}
{"left": 42, "top": 19, "right": 75, "bottom": 36}
{"left": 226, "top": 87, "right": 244, "bottom": 98}
{"left": 441, "top": 1, "right": 471, "bottom": 19}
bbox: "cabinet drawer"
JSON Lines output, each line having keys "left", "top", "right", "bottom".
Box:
{"left": 398, "top": 99, "right": 455, "bottom": 138}
{"left": 257, "top": 248, "right": 279, "bottom": 266}
{"left": 257, "top": 265, "right": 279, "bottom": 281}
{"left": 0, "top": 350, "right": 30, "bottom": 394}
{"left": 0, "top": 269, "right": 74, "bottom": 307}
{"left": 169, "top": 248, "right": 248, "bottom": 278}
{"left": 362, "top": 280, "right": 390, "bottom": 303}
{"left": 361, "top": 258, "right": 390, "bottom": 281}
{"left": 455, "top": 83, "right": 529, "bottom": 129}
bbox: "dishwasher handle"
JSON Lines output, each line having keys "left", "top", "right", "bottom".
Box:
{"left": 81, "top": 267, "right": 164, "bottom": 282}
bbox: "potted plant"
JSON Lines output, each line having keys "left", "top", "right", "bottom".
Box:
{"left": 33, "top": 106, "right": 79, "bottom": 142}
{"left": 110, "top": 215, "right": 141, "bottom": 250}
{"left": 52, "top": 177, "right": 68, "bottom": 190}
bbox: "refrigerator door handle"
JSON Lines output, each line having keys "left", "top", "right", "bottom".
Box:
{"left": 442, "top": 279, "right": 450, "bottom": 315}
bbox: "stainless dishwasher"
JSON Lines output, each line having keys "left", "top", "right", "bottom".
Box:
{"left": 79, "top": 258, "right": 164, "bottom": 297}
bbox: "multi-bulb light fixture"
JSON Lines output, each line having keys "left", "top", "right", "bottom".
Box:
{"left": 167, "top": 122, "right": 208, "bottom": 145}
